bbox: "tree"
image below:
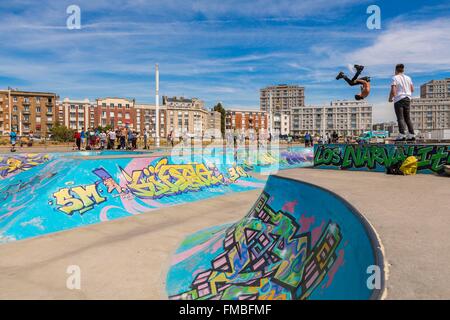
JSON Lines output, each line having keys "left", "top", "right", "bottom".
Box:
{"left": 96, "top": 124, "right": 113, "bottom": 132}
{"left": 213, "top": 102, "right": 226, "bottom": 138}
{"left": 50, "top": 124, "right": 75, "bottom": 142}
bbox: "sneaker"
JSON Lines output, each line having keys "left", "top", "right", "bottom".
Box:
{"left": 336, "top": 71, "right": 345, "bottom": 80}
{"left": 354, "top": 65, "right": 364, "bottom": 72}
{"left": 406, "top": 134, "right": 416, "bottom": 142}
{"left": 395, "top": 135, "right": 406, "bottom": 142}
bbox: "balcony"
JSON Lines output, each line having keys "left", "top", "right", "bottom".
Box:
{"left": 22, "top": 110, "right": 31, "bottom": 115}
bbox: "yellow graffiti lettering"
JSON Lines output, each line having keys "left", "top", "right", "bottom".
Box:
{"left": 53, "top": 184, "right": 106, "bottom": 215}
{"left": 53, "top": 188, "right": 85, "bottom": 215}
{"left": 120, "top": 158, "right": 227, "bottom": 199}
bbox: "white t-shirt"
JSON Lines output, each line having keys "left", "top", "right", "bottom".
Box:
{"left": 391, "top": 74, "right": 413, "bottom": 103}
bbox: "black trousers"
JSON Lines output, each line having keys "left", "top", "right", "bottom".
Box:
{"left": 394, "top": 97, "right": 414, "bottom": 135}
{"left": 343, "top": 68, "right": 363, "bottom": 86}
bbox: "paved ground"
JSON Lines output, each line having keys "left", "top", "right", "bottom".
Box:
{"left": 0, "top": 189, "right": 263, "bottom": 299}
{"left": 0, "top": 168, "right": 449, "bottom": 299}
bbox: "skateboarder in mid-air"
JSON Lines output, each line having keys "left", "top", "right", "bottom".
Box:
{"left": 336, "top": 65, "right": 371, "bottom": 100}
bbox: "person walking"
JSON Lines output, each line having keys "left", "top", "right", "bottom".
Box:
{"left": 108, "top": 129, "right": 116, "bottom": 150}
{"left": 389, "top": 64, "right": 415, "bottom": 141}
{"left": 120, "top": 129, "right": 126, "bottom": 149}
{"left": 74, "top": 131, "right": 81, "bottom": 150}
{"left": 9, "top": 129, "right": 17, "bottom": 152}
{"left": 100, "top": 130, "right": 107, "bottom": 150}
{"left": 80, "top": 128, "right": 86, "bottom": 150}
{"left": 143, "top": 129, "right": 149, "bottom": 149}
{"left": 304, "top": 132, "right": 311, "bottom": 147}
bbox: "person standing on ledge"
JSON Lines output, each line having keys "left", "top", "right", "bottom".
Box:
{"left": 389, "top": 64, "right": 415, "bottom": 142}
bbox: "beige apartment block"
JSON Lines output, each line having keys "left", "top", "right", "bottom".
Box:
{"left": 411, "top": 97, "right": 450, "bottom": 132}
{"left": 420, "top": 78, "right": 450, "bottom": 99}
{"left": 208, "top": 110, "right": 222, "bottom": 133}
{"left": 0, "top": 89, "right": 58, "bottom": 137}
{"left": 163, "top": 96, "right": 210, "bottom": 138}
{"left": 260, "top": 84, "right": 305, "bottom": 135}
{"left": 134, "top": 103, "right": 167, "bottom": 137}
{"left": 57, "top": 98, "right": 94, "bottom": 132}
{"left": 291, "top": 100, "right": 373, "bottom": 137}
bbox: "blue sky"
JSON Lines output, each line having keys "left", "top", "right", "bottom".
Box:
{"left": 0, "top": 0, "right": 449, "bottom": 121}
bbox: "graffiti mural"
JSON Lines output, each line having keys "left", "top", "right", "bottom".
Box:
{"left": 314, "top": 144, "right": 450, "bottom": 174}
{"left": 166, "top": 175, "right": 384, "bottom": 300}
{"left": 0, "top": 153, "right": 50, "bottom": 179}
{"left": 1, "top": 155, "right": 264, "bottom": 243}
{"left": 235, "top": 147, "right": 314, "bottom": 173}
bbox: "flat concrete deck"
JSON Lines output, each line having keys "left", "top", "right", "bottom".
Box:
{"left": 0, "top": 169, "right": 449, "bottom": 299}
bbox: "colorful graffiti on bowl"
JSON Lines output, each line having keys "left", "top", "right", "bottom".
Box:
{"left": 0, "top": 153, "right": 50, "bottom": 179}
{"left": 314, "top": 144, "right": 450, "bottom": 174}
{"left": 240, "top": 147, "right": 314, "bottom": 173}
{"left": 0, "top": 156, "right": 265, "bottom": 243}
{"left": 166, "top": 175, "right": 383, "bottom": 300}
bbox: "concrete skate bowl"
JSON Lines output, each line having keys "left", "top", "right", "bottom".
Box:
{"left": 0, "top": 154, "right": 265, "bottom": 243}
{"left": 314, "top": 144, "right": 450, "bottom": 174}
{"left": 0, "top": 146, "right": 314, "bottom": 244}
{"left": 166, "top": 175, "right": 385, "bottom": 300}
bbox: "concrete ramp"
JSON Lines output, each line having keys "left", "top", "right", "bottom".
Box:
{"left": 166, "top": 175, "right": 385, "bottom": 300}
{"left": 0, "top": 155, "right": 263, "bottom": 243}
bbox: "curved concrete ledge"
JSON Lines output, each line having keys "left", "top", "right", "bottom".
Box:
{"left": 166, "top": 175, "right": 386, "bottom": 300}
{"left": 277, "top": 168, "right": 450, "bottom": 300}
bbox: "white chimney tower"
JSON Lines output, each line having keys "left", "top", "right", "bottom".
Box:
{"left": 155, "top": 64, "right": 160, "bottom": 147}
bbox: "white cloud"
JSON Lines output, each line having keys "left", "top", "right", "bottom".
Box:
{"left": 345, "top": 18, "right": 450, "bottom": 77}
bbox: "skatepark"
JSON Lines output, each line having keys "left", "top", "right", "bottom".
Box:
{"left": 0, "top": 144, "right": 449, "bottom": 299}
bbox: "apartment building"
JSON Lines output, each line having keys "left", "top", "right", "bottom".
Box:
{"left": 208, "top": 110, "right": 222, "bottom": 132}
{"left": 225, "top": 109, "right": 268, "bottom": 134}
{"left": 163, "top": 96, "right": 209, "bottom": 138}
{"left": 134, "top": 103, "right": 167, "bottom": 138}
{"left": 420, "top": 78, "right": 450, "bottom": 99}
{"left": 57, "top": 98, "right": 94, "bottom": 131}
{"left": 373, "top": 121, "right": 398, "bottom": 135}
{"left": 260, "top": 84, "right": 305, "bottom": 134}
{"left": 94, "top": 97, "right": 136, "bottom": 129}
{"left": 291, "top": 100, "right": 373, "bottom": 137}
{"left": 260, "top": 84, "right": 305, "bottom": 113}
{"left": 0, "top": 89, "right": 58, "bottom": 137}
{"left": 411, "top": 97, "right": 450, "bottom": 132}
